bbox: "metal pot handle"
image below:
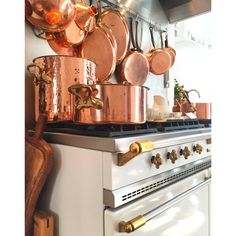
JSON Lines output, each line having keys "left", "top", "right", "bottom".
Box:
{"left": 68, "top": 84, "right": 103, "bottom": 110}
{"left": 27, "top": 64, "right": 52, "bottom": 85}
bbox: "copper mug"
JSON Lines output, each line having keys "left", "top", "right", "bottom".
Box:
{"left": 27, "top": 55, "right": 96, "bottom": 122}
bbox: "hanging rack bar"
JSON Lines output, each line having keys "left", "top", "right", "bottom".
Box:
{"left": 100, "top": 0, "right": 163, "bottom": 31}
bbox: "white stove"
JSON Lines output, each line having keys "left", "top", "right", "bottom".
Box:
{"left": 38, "top": 127, "right": 211, "bottom": 236}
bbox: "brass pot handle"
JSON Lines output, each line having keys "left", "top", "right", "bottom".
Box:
{"left": 68, "top": 84, "right": 103, "bottom": 110}
{"left": 27, "top": 64, "right": 52, "bottom": 85}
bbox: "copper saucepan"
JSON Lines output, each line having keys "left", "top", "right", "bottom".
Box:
{"left": 68, "top": 83, "right": 149, "bottom": 124}
{"left": 25, "top": 0, "right": 76, "bottom": 32}
{"left": 146, "top": 26, "right": 172, "bottom": 75}
{"left": 27, "top": 55, "right": 96, "bottom": 122}
{"left": 161, "top": 30, "right": 176, "bottom": 67}
{"left": 117, "top": 17, "right": 149, "bottom": 86}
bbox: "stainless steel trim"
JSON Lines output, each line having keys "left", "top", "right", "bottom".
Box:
{"left": 104, "top": 157, "right": 211, "bottom": 208}
{"left": 42, "top": 128, "right": 211, "bottom": 153}
{"left": 118, "top": 177, "right": 211, "bottom": 233}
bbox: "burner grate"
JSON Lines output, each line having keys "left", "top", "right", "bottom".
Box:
{"left": 147, "top": 119, "right": 207, "bottom": 132}
{"left": 45, "top": 121, "right": 157, "bottom": 137}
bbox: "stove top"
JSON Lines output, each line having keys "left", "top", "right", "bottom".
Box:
{"left": 45, "top": 119, "right": 211, "bottom": 138}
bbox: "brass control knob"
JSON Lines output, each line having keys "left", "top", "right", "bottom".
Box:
{"left": 180, "top": 146, "right": 191, "bottom": 159}
{"left": 151, "top": 153, "right": 163, "bottom": 169}
{"left": 193, "top": 144, "right": 203, "bottom": 154}
{"left": 167, "top": 150, "right": 178, "bottom": 164}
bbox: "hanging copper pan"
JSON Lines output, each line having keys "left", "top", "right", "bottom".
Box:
{"left": 25, "top": 0, "right": 76, "bottom": 32}
{"left": 161, "top": 30, "right": 176, "bottom": 67}
{"left": 146, "top": 26, "right": 172, "bottom": 75}
{"left": 117, "top": 17, "right": 149, "bottom": 86}
{"left": 100, "top": 9, "right": 129, "bottom": 64}
{"left": 79, "top": 0, "right": 117, "bottom": 83}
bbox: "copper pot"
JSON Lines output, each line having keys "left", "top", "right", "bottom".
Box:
{"left": 25, "top": 0, "right": 76, "bottom": 32}
{"left": 68, "top": 84, "right": 149, "bottom": 124}
{"left": 193, "top": 103, "right": 212, "bottom": 119}
{"left": 27, "top": 55, "right": 96, "bottom": 122}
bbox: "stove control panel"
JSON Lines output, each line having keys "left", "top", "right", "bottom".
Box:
{"left": 150, "top": 139, "right": 211, "bottom": 169}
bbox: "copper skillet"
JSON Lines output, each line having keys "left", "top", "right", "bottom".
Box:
{"left": 79, "top": 0, "right": 117, "bottom": 83}
{"left": 117, "top": 17, "right": 149, "bottom": 86}
{"left": 161, "top": 30, "right": 176, "bottom": 67}
{"left": 146, "top": 26, "right": 172, "bottom": 75}
{"left": 100, "top": 8, "right": 129, "bottom": 64}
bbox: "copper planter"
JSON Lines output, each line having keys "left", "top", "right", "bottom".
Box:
{"left": 27, "top": 55, "right": 96, "bottom": 122}
{"left": 68, "top": 84, "right": 149, "bottom": 124}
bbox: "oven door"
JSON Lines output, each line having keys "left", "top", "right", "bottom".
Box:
{"left": 104, "top": 169, "right": 211, "bottom": 236}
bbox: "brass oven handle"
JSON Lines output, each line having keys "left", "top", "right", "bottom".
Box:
{"left": 27, "top": 64, "right": 52, "bottom": 85}
{"left": 117, "top": 141, "right": 154, "bottom": 166}
{"left": 68, "top": 83, "right": 103, "bottom": 110}
{"left": 119, "top": 177, "right": 211, "bottom": 233}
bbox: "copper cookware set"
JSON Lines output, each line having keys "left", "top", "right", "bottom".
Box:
{"left": 26, "top": 0, "right": 176, "bottom": 124}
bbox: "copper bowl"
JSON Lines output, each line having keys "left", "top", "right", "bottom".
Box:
{"left": 25, "top": 0, "right": 76, "bottom": 32}
{"left": 27, "top": 55, "right": 96, "bottom": 122}
{"left": 68, "top": 83, "right": 149, "bottom": 124}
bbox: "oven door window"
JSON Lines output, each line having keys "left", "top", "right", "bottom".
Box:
{"left": 104, "top": 169, "right": 210, "bottom": 236}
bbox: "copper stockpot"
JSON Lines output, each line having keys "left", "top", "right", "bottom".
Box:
{"left": 27, "top": 55, "right": 96, "bottom": 122}
{"left": 68, "top": 84, "right": 149, "bottom": 124}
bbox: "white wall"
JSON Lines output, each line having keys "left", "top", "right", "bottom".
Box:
{"left": 173, "top": 13, "right": 212, "bottom": 103}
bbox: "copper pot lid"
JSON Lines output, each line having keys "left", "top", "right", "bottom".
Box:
{"left": 80, "top": 25, "right": 117, "bottom": 83}
{"left": 101, "top": 9, "right": 129, "bottom": 64}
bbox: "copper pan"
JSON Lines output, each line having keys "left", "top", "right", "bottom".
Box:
{"left": 161, "top": 30, "right": 176, "bottom": 67}
{"left": 27, "top": 55, "right": 96, "bottom": 122}
{"left": 146, "top": 26, "right": 172, "bottom": 75}
{"left": 100, "top": 8, "right": 129, "bottom": 64}
{"left": 79, "top": 0, "right": 117, "bottom": 83}
{"left": 68, "top": 83, "right": 149, "bottom": 124}
{"left": 117, "top": 17, "right": 149, "bottom": 86}
{"left": 25, "top": 0, "right": 76, "bottom": 32}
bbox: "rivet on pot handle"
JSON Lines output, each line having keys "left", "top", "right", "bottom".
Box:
{"left": 27, "top": 64, "right": 52, "bottom": 85}
{"left": 68, "top": 84, "right": 103, "bottom": 110}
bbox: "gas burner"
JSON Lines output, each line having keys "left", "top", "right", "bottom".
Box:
{"left": 45, "top": 121, "right": 157, "bottom": 137}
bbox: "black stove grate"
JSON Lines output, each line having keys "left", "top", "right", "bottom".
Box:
{"left": 147, "top": 119, "right": 210, "bottom": 132}
{"left": 45, "top": 121, "right": 157, "bottom": 137}
{"left": 45, "top": 119, "right": 211, "bottom": 137}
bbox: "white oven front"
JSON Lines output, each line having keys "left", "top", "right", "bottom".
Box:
{"left": 104, "top": 169, "right": 211, "bottom": 236}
